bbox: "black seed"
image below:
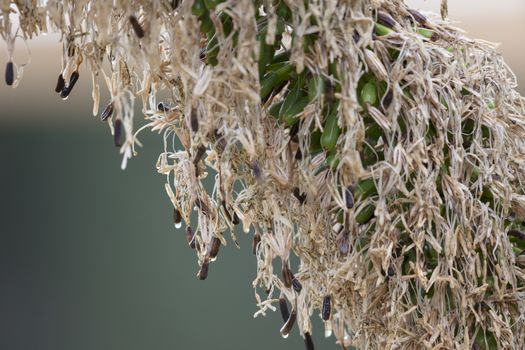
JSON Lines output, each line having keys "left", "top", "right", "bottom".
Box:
{"left": 114, "top": 119, "right": 124, "bottom": 147}
{"left": 5, "top": 61, "right": 14, "bottom": 86}
{"left": 352, "top": 31, "right": 360, "bottom": 44}
{"left": 198, "top": 257, "right": 209, "bottom": 280}
{"left": 382, "top": 90, "right": 393, "bottom": 110}
{"left": 252, "top": 233, "right": 261, "bottom": 255}
{"left": 190, "top": 108, "right": 199, "bottom": 132}
{"left": 186, "top": 226, "right": 196, "bottom": 249}
{"left": 55, "top": 73, "right": 65, "bottom": 93}
{"left": 344, "top": 186, "right": 354, "bottom": 209}
{"left": 339, "top": 230, "right": 350, "bottom": 255}
{"left": 281, "top": 262, "right": 292, "bottom": 288}
{"left": 173, "top": 208, "right": 182, "bottom": 225}
{"left": 232, "top": 211, "right": 240, "bottom": 225}
{"left": 377, "top": 11, "right": 396, "bottom": 29}
{"left": 157, "top": 102, "right": 170, "bottom": 112}
{"left": 304, "top": 332, "right": 315, "bottom": 350}
{"left": 279, "top": 297, "right": 289, "bottom": 322}
{"left": 321, "top": 295, "right": 331, "bottom": 320}
{"left": 100, "top": 102, "right": 114, "bottom": 121}
{"left": 279, "top": 308, "right": 296, "bottom": 337}
{"left": 291, "top": 274, "right": 302, "bottom": 293}
{"left": 129, "top": 15, "right": 144, "bottom": 38}
{"left": 207, "top": 236, "right": 221, "bottom": 260}
{"left": 289, "top": 122, "right": 300, "bottom": 139}
{"left": 60, "top": 71, "right": 80, "bottom": 98}
{"left": 407, "top": 9, "right": 427, "bottom": 26}
{"left": 193, "top": 145, "right": 206, "bottom": 165}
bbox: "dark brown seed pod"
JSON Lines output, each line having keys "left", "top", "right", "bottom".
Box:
{"left": 304, "top": 332, "right": 315, "bottom": 350}
{"left": 407, "top": 9, "right": 427, "bottom": 26}
{"left": 198, "top": 257, "right": 209, "bottom": 280}
{"left": 232, "top": 211, "right": 240, "bottom": 225}
{"left": 279, "top": 297, "right": 289, "bottom": 322}
{"left": 281, "top": 262, "right": 293, "bottom": 288}
{"left": 193, "top": 145, "right": 206, "bottom": 165}
{"left": 377, "top": 11, "right": 397, "bottom": 29}
{"left": 321, "top": 295, "right": 331, "bottom": 321}
{"left": 291, "top": 273, "right": 302, "bottom": 293}
{"left": 157, "top": 102, "right": 170, "bottom": 112}
{"left": 55, "top": 73, "right": 65, "bottom": 93}
{"left": 114, "top": 119, "right": 124, "bottom": 147}
{"left": 186, "top": 226, "right": 196, "bottom": 249}
{"left": 194, "top": 198, "right": 210, "bottom": 217}
{"left": 252, "top": 233, "right": 261, "bottom": 255}
{"left": 344, "top": 186, "right": 354, "bottom": 209}
{"left": 387, "top": 266, "right": 395, "bottom": 277}
{"left": 100, "top": 102, "right": 114, "bottom": 121}
{"left": 129, "top": 15, "right": 144, "bottom": 38}
{"left": 252, "top": 160, "right": 263, "bottom": 183}
{"left": 5, "top": 61, "right": 14, "bottom": 86}
{"left": 207, "top": 236, "right": 221, "bottom": 260}
{"left": 381, "top": 90, "right": 393, "bottom": 110}
{"left": 279, "top": 308, "right": 296, "bottom": 338}
{"left": 190, "top": 107, "right": 199, "bottom": 132}
{"left": 60, "top": 71, "right": 80, "bottom": 98}
{"left": 173, "top": 208, "right": 182, "bottom": 227}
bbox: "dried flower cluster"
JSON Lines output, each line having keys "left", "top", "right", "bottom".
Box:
{"left": 2, "top": 0, "right": 525, "bottom": 349}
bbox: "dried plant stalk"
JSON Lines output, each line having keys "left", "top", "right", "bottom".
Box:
{"left": 2, "top": 0, "right": 525, "bottom": 349}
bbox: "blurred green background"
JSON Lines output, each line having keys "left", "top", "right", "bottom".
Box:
{"left": 0, "top": 1, "right": 524, "bottom": 349}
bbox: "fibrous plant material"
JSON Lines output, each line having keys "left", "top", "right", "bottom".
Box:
{"left": 2, "top": 0, "right": 525, "bottom": 349}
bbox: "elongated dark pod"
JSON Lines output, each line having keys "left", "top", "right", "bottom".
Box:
{"left": 193, "top": 145, "right": 206, "bottom": 165}
{"left": 377, "top": 11, "right": 397, "bottom": 28}
{"left": 100, "top": 101, "right": 114, "bottom": 121}
{"left": 55, "top": 73, "right": 65, "bottom": 92}
{"left": 60, "top": 71, "right": 80, "bottom": 99}
{"left": 344, "top": 186, "right": 354, "bottom": 209}
{"left": 281, "top": 262, "right": 293, "bottom": 288}
{"left": 279, "top": 308, "right": 296, "bottom": 338}
{"left": 290, "top": 272, "right": 302, "bottom": 293}
{"left": 190, "top": 107, "right": 199, "bottom": 132}
{"left": 173, "top": 208, "right": 182, "bottom": 228}
{"left": 252, "top": 232, "right": 261, "bottom": 255}
{"left": 186, "top": 226, "right": 196, "bottom": 249}
{"left": 198, "top": 257, "right": 209, "bottom": 280}
{"left": 207, "top": 236, "right": 221, "bottom": 261}
{"left": 114, "top": 119, "right": 124, "bottom": 147}
{"left": 5, "top": 61, "right": 14, "bottom": 86}
{"left": 279, "top": 297, "right": 289, "bottom": 322}
{"left": 407, "top": 9, "right": 427, "bottom": 26}
{"left": 322, "top": 295, "right": 331, "bottom": 320}
{"left": 129, "top": 15, "right": 144, "bottom": 38}
{"left": 304, "top": 332, "right": 315, "bottom": 350}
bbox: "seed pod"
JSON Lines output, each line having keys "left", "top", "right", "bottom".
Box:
{"left": 55, "top": 73, "right": 65, "bottom": 93}
{"left": 173, "top": 208, "right": 182, "bottom": 228}
{"left": 407, "top": 9, "right": 427, "bottom": 25}
{"left": 190, "top": 108, "right": 199, "bottom": 132}
{"left": 60, "top": 71, "right": 80, "bottom": 99}
{"left": 114, "top": 119, "right": 124, "bottom": 147}
{"left": 252, "top": 232, "right": 261, "bottom": 255}
{"left": 279, "top": 308, "right": 296, "bottom": 338}
{"left": 291, "top": 274, "right": 302, "bottom": 293}
{"left": 304, "top": 332, "right": 315, "bottom": 350}
{"left": 387, "top": 266, "right": 395, "bottom": 277}
{"left": 381, "top": 89, "right": 393, "bottom": 110}
{"left": 320, "top": 107, "right": 340, "bottom": 151}
{"left": 279, "top": 297, "right": 289, "bottom": 322}
{"left": 207, "top": 236, "right": 221, "bottom": 261}
{"left": 252, "top": 160, "right": 263, "bottom": 183}
{"left": 377, "top": 11, "right": 397, "bottom": 29}
{"left": 5, "top": 61, "right": 14, "bottom": 86}
{"left": 417, "top": 28, "right": 439, "bottom": 41}
{"left": 375, "top": 23, "right": 393, "bottom": 36}
{"left": 157, "top": 102, "right": 171, "bottom": 112}
{"left": 232, "top": 211, "right": 240, "bottom": 225}
{"left": 194, "top": 198, "right": 210, "bottom": 217}
{"left": 344, "top": 186, "right": 354, "bottom": 209}
{"left": 281, "top": 262, "right": 293, "bottom": 288}
{"left": 129, "top": 15, "right": 144, "bottom": 38}
{"left": 100, "top": 102, "right": 114, "bottom": 121}
{"left": 193, "top": 145, "right": 206, "bottom": 165}
{"left": 198, "top": 257, "right": 210, "bottom": 280}
{"left": 321, "top": 295, "right": 331, "bottom": 320}
{"left": 360, "top": 82, "right": 377, "bottom": 106}
{"left": 186, "top": 226, "right": 196, "bottom": 249}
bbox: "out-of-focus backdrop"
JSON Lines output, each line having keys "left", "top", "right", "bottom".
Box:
{"left": 0, "top": 1, "right": 523, "bottom": 350}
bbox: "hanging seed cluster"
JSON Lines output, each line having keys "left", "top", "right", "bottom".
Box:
{"left": 3, "top": 0, "right": 525, "bottom": 348}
